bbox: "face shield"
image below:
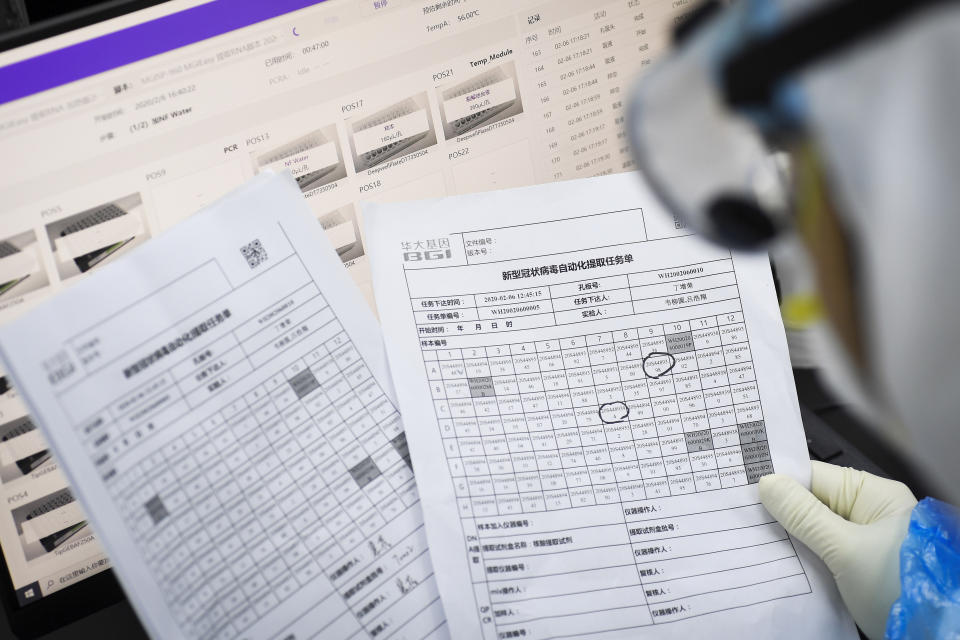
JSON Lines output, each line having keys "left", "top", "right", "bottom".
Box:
{"left": 628, "top": 0, "right": 960, "bottom": 499}
{"left": 628, "top": 0, "right": 948, "bottom": 249}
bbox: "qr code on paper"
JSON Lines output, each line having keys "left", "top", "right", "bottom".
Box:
{"left": 240, "top": 239, "right": 267, "bottom": 269}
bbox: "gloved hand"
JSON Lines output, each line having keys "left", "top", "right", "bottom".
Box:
{"left": 758, "top": 461, "right": 918, "bottom": 640}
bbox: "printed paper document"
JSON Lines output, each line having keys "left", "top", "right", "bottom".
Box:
{"left": 0, "top": 173, "right": 447, "bottom": 640}
{"left": 364, "top": 173, "right": 857, "bottom": 639}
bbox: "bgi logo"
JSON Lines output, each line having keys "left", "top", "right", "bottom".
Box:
{"left": 403, "top": 249, "right": 452, "bottom": 262}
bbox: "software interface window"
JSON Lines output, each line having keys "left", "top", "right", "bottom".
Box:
{"left": 0, "top": 0, "right": 691, "bottom": 608}
{"left": 0, "top": 388, "right": 101, "bottom": 605}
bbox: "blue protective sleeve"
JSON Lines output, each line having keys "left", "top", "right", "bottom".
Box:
{"left": 886, "top": 497, "right": 960, "bottom": 639}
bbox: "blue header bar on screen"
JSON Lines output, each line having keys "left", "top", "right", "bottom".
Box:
{"left": 0, "top": 0, "right": 327, "bottom": 105}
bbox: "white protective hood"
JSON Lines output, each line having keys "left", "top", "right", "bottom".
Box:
{"left": 797, "top": 3, "right": 960, "bottom": 498}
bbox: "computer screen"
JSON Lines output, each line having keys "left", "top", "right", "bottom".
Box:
{"left": 0, "top": 0, "right": 691, "bottom": 609}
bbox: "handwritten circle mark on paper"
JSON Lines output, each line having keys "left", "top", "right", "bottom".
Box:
{"left": 642, "top": 352, "right": 677, "bottom": 379}
{"left": 599, "top": 401, "right": 630, "bottom": 424}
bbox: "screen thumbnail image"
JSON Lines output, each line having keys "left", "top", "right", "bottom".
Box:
{"left": 347, "top": 93, "right": 438, "bottom": 172}
{"left": 11, "top": 488, "right": 89, "bottom": 560}
{"left": 0, "top": 414, "right": 50, "bottom": 483}
{"left": 438, "top": 61, "right": 523, "bottom": 140}
{"left": 252, "top": 125, "right": 347, "bottom": 192}
{"left": 317, "top": 204, "right": 364, "bottom": 264}
{"left": 45, "top": 193, "right": 149, "bottom": 281}
{"left": 0, "top": 230, "right": 50, "bottom": 301}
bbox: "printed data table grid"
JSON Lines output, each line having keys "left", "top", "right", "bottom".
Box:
{"left": 113, "top": 325, "right": 427, "bottom": 640}
{"left": 410, "top": 258, "right": 737, "bottom": 335}
{"left": 420, "top": 311, "right": 774, "bottom": 518}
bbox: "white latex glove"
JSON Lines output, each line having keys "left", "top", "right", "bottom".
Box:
{"left": 758, "top": 461, "right": 918, "bottom": 640}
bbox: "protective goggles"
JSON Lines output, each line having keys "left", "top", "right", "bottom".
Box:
{"left": 627, "top": 0, "right": 950, "bottom": 250}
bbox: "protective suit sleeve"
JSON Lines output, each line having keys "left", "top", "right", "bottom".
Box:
{"left": 885, "top": 497, "right": 960, "bottom": 639}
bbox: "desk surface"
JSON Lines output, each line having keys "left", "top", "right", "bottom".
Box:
{"left": 38, "top": 599, "right": 147, "bottom": 640}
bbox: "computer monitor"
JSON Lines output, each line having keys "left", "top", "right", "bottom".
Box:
{"left": 0, "top": 0, "right": 693, "bottom": 634}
